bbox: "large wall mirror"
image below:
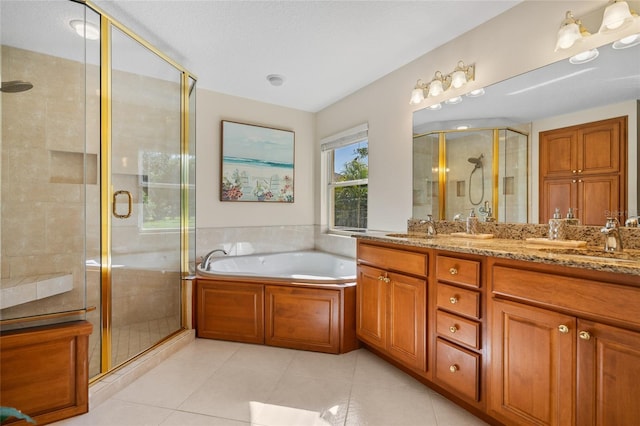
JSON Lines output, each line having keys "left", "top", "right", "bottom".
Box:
{"left": 412, "top": 39, "right": 639, "bottom": 224}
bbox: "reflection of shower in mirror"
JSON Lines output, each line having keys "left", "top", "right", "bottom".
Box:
{"left": 468, "top": 153, "right": 484, "bottom": 205}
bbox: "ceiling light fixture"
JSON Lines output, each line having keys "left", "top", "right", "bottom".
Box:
{"left": 409, "top": 61, "right": 475, "bottom": 105}
{"left": 69, "top": 20, "right": 99, "bottom": 40}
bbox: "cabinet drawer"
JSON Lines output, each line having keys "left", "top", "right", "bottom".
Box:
{"left": 435, "top": 338, "right": 480, "bottom": 402}
{"left": 492, "top": 265, "right": 640, "bottom": 329}
{"left": 436, "top": 310, "right": 480, "bottom": 349}
{"left": 358, "top": 243, "right": 427, "bottom": 277}
{"left": 437, "top": 283, "right": 480, "bottom": 319}
{"left": 436, "top": 256, "right": 480, "bottom": 288}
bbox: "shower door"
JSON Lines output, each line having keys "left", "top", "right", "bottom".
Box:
{"left": 104, "top": 23, "right": 183, "bottom": 369}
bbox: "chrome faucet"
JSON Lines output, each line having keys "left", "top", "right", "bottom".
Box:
{"left": 625, "top": 216, "right": 639, "bottom": 227}
{"left": 420, "top": 215, "right": 437, "bottom": 236}
{"left": 601, "top": 218, "right": 623, "bottom": 252}
{"left": 201, "top": 248, "right": 228, "bottom": 270}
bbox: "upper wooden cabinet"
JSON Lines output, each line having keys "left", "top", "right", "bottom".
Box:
{"left": 539, "top": 116, "right": 627, "bottom": 225}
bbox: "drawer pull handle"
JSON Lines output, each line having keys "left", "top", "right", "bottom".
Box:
{"left": 449, "top": 364, "right": 459, "bottom": 373}
{"left": 449, "top": 325, "right": 458, "bottom": 333}
{"left": 558, "top": 325, "right": 569, "bottom": 334}
{"left": 449, "top": 267, "right": 458, "bottom": 275}
{"left": 579, "top": 331, "right": 591, "bottom": 340}
{"left": 449, "top": 296, "right": 458, "bottom": 304}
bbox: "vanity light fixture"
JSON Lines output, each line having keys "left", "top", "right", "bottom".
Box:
{"left": 555, "top": 11, "right": 590, "bottom": 51}
{"left": 409, "top": 61, "right": 476, "bottom": 105}
{"left": 599, "top": 0, "right": 634, "bottom": 32}
{"left": 69, "top": 20, "right": 100, "bottom": 40}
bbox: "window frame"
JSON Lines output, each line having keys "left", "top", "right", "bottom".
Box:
{"left": 321, "top": 124, "right": 369, "bottom": 235}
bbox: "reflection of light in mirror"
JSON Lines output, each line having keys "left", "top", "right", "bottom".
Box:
{"left": 506, "top": 68, "right": 594, "bottom": 95}
{"left": 456, "top": 125, "right": 469, "bottom": 130}
{"left": 569, "top": 48, "right": 600, "bottom": 64}
{"left": 613, "top": 33, "right": 640, "bottom": 49}
{"left": 428, "top": 103, "right": 442, "bottom": 110}
{"left": 465, "top": 88, "right": 485, "bottom": 97}
{"left": 445, "top": 96, "right": 463, "bottom": 105}
{"left": 121, "top": 157, "right": 128, "bottom": 167}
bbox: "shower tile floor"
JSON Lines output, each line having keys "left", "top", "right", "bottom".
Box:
{"left": 57, "top": 339, "right": 489, "bottom": 426}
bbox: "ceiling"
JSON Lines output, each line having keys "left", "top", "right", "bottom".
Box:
{"left": 85, "top": 0, "right": 522, "bottom": 112}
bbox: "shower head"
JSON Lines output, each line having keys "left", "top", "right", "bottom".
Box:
{"left": 468, "top": 154, "right": 484, "bottom": 169}
{"left": 1, "top": 80, "right": 34, "bottom": 93}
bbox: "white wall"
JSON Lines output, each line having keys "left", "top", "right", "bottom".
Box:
{"left": 195, "top": 90, "right": 316, "bottom": 229}
{"left": 316, "top": 0, "right": 639, "bottom": 232}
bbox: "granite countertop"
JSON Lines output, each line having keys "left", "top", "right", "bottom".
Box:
{"left": 355, "top": 231, "right": 640, "bottom": 276}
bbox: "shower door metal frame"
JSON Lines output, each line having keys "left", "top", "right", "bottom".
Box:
{"left": 90, "top": 0, "right": 197, "bottom": 377}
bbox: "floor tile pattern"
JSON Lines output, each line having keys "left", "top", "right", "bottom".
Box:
{"left": 56, "top": 339, "right": 489, "bottom": 426}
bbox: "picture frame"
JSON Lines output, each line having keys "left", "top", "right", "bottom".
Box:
{"left": 220, "top": 120, "right": 295, "bottom": 202}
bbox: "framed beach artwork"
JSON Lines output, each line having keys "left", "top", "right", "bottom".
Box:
{"left": 220, "top": 120, "right": 295, "bottom": 202}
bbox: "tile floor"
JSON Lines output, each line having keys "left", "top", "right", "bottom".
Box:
{"left": 56, "top": 338, "right": 489, "bottom": 426}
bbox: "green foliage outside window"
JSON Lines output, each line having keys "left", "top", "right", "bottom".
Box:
{"left": 334, "top": 146, "right": 368, "bottom": 230}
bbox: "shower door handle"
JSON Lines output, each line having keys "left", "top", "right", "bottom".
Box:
{"left": 113, "top": 190, "right": 132, "bottom": 219}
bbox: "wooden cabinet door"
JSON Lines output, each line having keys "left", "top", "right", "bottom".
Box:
{"left": 196, "top": 280, "right": 264, "bottom": 344}
{"left": 265, "top": 286, "right": 340, "bottom": 354}
{"left": 577, "top": 320, "right": 640, "bottom": 426}
{"left": 576, "top": 175, "right": 620, "bottom": 226}
{"left": 489, "top": 299, "right": 575, "bottom": 426}
{"left": 356, "top": 264, "right": 387, "bottom": 350}
{"left": 387, "top": 271, "right": 426, "bottom": 371}
{"left": 540, "top": 178, "right": 577, "bottom": 224}
{"left": 577, "top": 117, "right": 623, "bottom": 176}
{"left": 540, "top": 128, "right": 578, "bottom": 177}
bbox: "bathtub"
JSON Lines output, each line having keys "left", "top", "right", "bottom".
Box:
{"left": 196, "top": 250, "right": 356, "bottom": 285}
{"left": 195, "top": 250, "right": 360, "bottom": 353}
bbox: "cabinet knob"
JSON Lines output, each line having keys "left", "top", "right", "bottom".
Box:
{"left": 377, "top": 276, "right": 384, "bottom": 281}
{"left": 572, "top": 170, "right": 577, "bottom": 174}
{"left": 578, "top": 179, "right": 583, "bottom": 183}
{"left": 558, "top": 324, "right": 570, "bottom": 334}
{"left": 449, "top": 325, "right": 458, "bottom": 333}
{"left": 449, "top": 267, "right": 458, "bottom": 275}
{"left": 383, "top": 277, "right": 390, "bottom": 284}
{"left": 572, "top": 179, "right": 577, "bottom": 183}
{"left": 579, "top": 331, "right": 591, "bottom": 340}
{"left": 578, "top": 169, "right": 582, "bottom": 173}
{"left": 449, "top": 364, "right": 459, "bottom": 373}
{"left": 449, "top": 296, "right": 458, "bottom": 304}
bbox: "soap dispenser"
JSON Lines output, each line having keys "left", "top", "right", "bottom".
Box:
{"left": 548, "top": 208, "right": 565, "bottom": 240}
{"left": 466, "top": 208, "right": 479, "bottom": 235}
{"left": 565, "top": 208, "right": 580, "bottom": 226}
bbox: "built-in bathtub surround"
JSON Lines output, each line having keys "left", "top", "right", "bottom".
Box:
{"left": 407, "top": 218, "right": 640, "bottom": 250}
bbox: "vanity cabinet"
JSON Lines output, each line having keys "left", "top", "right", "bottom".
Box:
{"left": 488, "top": 258, "right": 640, "bottom": 426}
{"left": 433, "top": 254, "right": 484, "bottom": 404}
{"left": 356, "top": 242, "right": 428, "bottom": 372}
{"left": 539, "top": 116, "right": 627, "bottom": 225}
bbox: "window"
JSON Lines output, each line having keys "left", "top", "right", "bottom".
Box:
{"left": 321, "top": 124, "right": 368, "bottom": 233}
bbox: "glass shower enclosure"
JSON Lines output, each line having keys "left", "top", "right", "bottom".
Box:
{"left": 413, "top": 128, "right": 528, "bottom": 223}
{"left": 1, "top": 0, "right": 196, "bottom": 379}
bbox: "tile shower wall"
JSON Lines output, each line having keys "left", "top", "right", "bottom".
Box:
{"left": 1, "top": 45, "right": 100, "bottom": 321}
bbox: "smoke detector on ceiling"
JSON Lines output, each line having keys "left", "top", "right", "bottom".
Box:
{"left": 266, "top": 74, "right": 285, "bottom": 87}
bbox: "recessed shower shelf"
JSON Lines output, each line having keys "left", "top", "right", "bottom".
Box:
{"left": 0, "top": 273, "right": 73, "bottom": 310}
